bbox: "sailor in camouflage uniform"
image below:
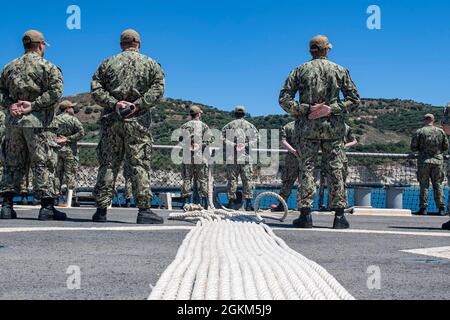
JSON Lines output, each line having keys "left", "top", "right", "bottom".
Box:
{"left": 442, "top": 103, "right": 450, "bottom": 230}
{"left": 54, "top": 100, "right": 85, "bottom": 206}
{"left": 91, "top": 29, "right": 165, "bottom": 224}
{"left": 0, "top": 111, "right": 5, "bottom": 183}
{"left": 222, "top": 106, "right": 259, "bottom": 211}
{"left": 179, "top": 105, "right": 214, "bottom": 208}
{"left": 0, "top": 30, "right": 66, "bottom": 221}
{"left": 279, "top": 35, "right": 360, "bottom": 229}
{"left": 411, "top": 114, "right": 449, "bottom": 216}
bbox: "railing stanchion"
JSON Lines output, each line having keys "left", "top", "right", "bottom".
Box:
{"left": 354, "top": 187, "right": 372, "bottom": 207}
{"left": 386, "top": 186, "right": 404, "bottom": 209}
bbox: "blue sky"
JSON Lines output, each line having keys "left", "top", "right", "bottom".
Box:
{"left": 0, "top": 0, "right": 449, "bottom": 115}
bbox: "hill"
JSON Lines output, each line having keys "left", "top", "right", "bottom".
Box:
{"left": 64, "top": 93, "right": 445, "bottom": 167}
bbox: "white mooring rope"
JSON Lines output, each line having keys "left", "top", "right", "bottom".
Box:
{"left": 149, "top": 207, "right": 355, "bottom": 300}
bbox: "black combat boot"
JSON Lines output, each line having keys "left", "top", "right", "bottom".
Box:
{"left": 1, "top": 193, "right": 17, "bottom": 220}
{"left": 38, "top": 198, "right": 67, "bottom": 221}
{"left": 201, "top": 197, "right": 208, "bottom": 209}
{"left": 92, "top": 208, "right": 108, "bottom": 223}
{"left": 438, "top": 207, "right": 447, "bottom": 216}
{"left": 52, "top": 198, "right": 68, "bottom": 220}
{"left": 333, "top": 208, "right": 350, "bottom": 229}
{"left": 245, "top": 199, "right": 254, "bottom": 212}
{"left": 415, "top": 208, "right": 428, "bottom": 216}
{"left": 137, "top": 208, "right": 164, "bottom": 225}
{"left": 38, "top": 198, "right": 54, "bottom": 221}
{"left": 293, "top": 208, "right": 313, "bottom": 229}
{"left": 442, "top": 220, "right": 450, "bottom": 230}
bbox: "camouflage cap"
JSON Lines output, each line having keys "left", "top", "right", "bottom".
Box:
{"left": 309, "top": 35, "right": 333, "bottom": 52}
{"left": 235, "top": 105, "right": 246, "bottom": 114}
{"left": 190, "top": 105, "right": 203, "bottom": 115}
{"left": 120, "top": 29, "right": 141, "bottom": 44}
{"left": 423, "top": 113, "right": 435, "bottom": 121}
{"left": 59, "top": 100, "right": 77, "bottom": 110}
{"left": 22, "top": 30, "right": 50, "bottom": 46}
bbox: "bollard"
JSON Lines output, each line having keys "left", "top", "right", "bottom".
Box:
{"left": 354, "top": 187, "right": 372, "bottom": 207}
{"left": 386, "top": 186, "right": 404, "bottom": 209}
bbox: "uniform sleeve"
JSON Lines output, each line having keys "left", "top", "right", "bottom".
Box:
{"left": 0, "top": 113, "right": 6, "bottom": 137}
{"left": 411, "top": 131, "right": 420, "bottom": 152}
{"left": 0, "top": 70, "right": 14, "bottom": 109}
{"left": 203, "top": 124, "right": 215, "bottom": 148}
{"left": 279, "top": 68, "right": 310, "bottom": 117}
{"left": 31, "top": 64, "right": 64, "bottom": 112}
{"left": 248, "top": 124, "right": 259, "bottom": 150}
{"left": 66, "top": 118, "right": 86, "bottom": 143}
{"left": 280, "top": 125, "right": 287, "bottom": 141}
{"left": 91, "top": 61, "right": 119, "bottom": 111}
{"left": 178, "top": 124, "right": 188, "bottom": 144}
{"left": 330, "top": 69, "right": 361, "bottom": 115}
{"left": 135, "top": 61, "right": 165, "bottom": 110}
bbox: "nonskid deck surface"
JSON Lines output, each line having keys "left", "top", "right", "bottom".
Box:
{"left": 0, "top": 208, "right": 449, "bottom": 300}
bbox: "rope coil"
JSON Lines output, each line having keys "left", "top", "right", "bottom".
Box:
{"left": 151, "top": 207, "right": 355, "bottom": 300}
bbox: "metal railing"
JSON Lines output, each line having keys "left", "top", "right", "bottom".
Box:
{"left": 76, "top": 143, "right": 428, "bottom": 188}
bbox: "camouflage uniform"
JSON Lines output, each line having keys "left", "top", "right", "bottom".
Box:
{"left": 222, "top": 118, "right": 259, "bottom": 200}
{"left": 279, "top": 57, "right": 360, "bottom": 209}
{"left": 442, "top": 105, "right": 450, "bottom": 185}
{"left": 54, "top": 112, "right": 85, "bottom": 191}
{"left": 411, "top": 125, "right": 449, "bottom": 209}
{"left": 280, "top": 121, "right": 299, "bottom": 200}
{"left": 91, "top": 48, "right": 165, "bottom": 209}
{"left": 0, "top": 111, "right": 6, "bottom": 181}
{"left": 180, "top": 119, "right": 213, "bottom": 198}
{"left": 442, "top": 104, "right": 450, "bottom": 229}
{"left": 0, "top": 52, "right": 63, "bottom": 199}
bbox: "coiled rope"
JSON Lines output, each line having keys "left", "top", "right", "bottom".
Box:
{"left": 150, "top": 206, "right": 355, "bottom": 300}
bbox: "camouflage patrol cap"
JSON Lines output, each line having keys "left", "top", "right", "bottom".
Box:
{"left": 423, "top": 113, "right": 435, "bottom": 121}
{"left": 309, "top": 35, "right": 333, "bottom": 52}
{"left": 22, "top": 30, "right": 50, "bottom": 46}
{"left": 120, "top": 29, "right": 141, "bottom": 44}
{"left": 59, "top": 100, "right": 77, "bottom": 110}
{"left": 190, "top": 105, "right": 203, "bottom": 115}
{"left": 235, "top": 106, "right": 246, "bottom": 114}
